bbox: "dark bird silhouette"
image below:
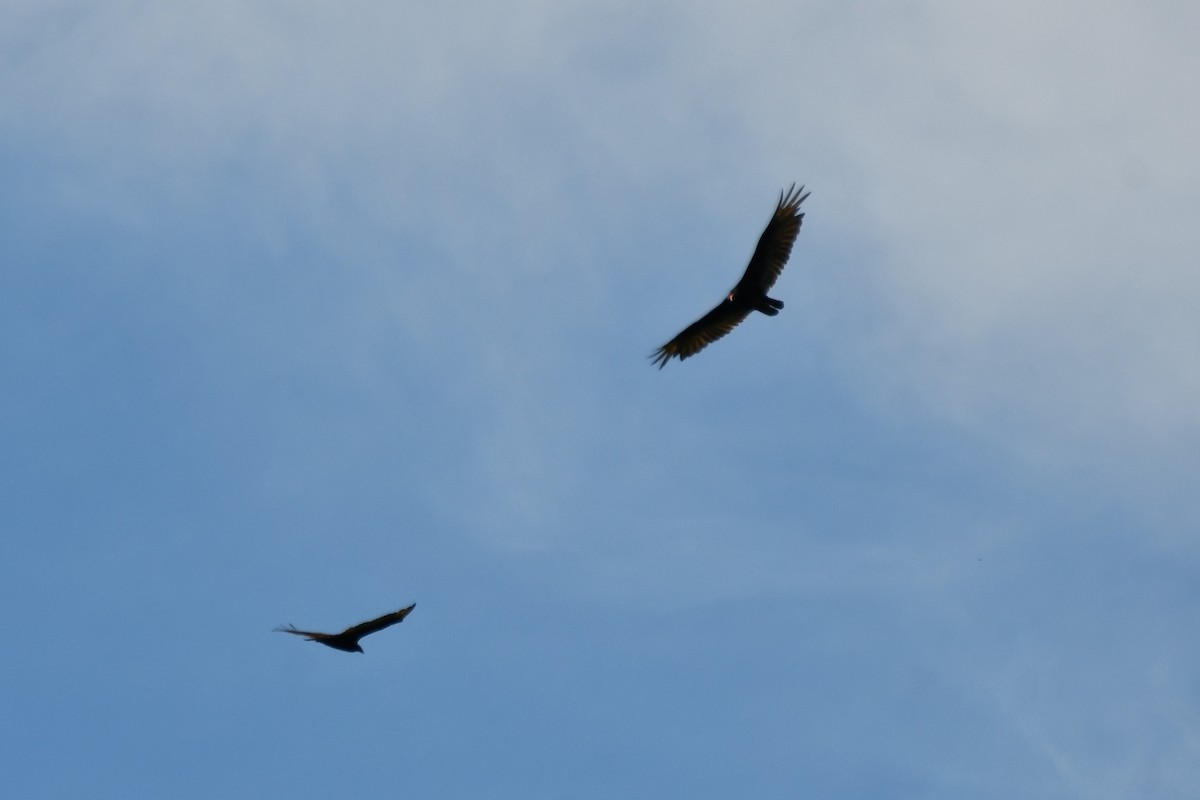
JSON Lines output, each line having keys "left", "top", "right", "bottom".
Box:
{"left": 651, "top": 184, "right": 810, "bottom": 368}
{"left": 274, "top": 604, "right": 416, "bottom": 653}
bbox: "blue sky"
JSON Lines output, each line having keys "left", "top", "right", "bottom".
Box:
{"left": 3, "top": 1, "right": 1200, "bottom": 797}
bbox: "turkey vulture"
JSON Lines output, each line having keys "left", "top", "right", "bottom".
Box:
{"left": 651, "top": 184, "right": 810, "bottom": 368}
{"left": 274, "top": 604, "right": 415, "bottom": 653}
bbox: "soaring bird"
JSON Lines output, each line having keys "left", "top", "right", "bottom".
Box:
{"left": 651, "top": 184, "right": 810, "bottom": 368}
{"left": 274, "top": 604, "right": 416, "bottom": 653}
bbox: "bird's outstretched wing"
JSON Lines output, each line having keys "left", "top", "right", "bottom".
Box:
{"left": 341, "top": 604, "right": 416, "bottom": 641}
{"left": 274, "top": 624, "right": 325, "bottom": 640}
{"left": 733, "top": 183, "right": 809, "bottom": 295}
{"left": 650, "top": 301, "right": 752, "bottom": 368}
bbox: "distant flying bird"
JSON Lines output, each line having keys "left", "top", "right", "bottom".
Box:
{"left": 274, "top": 604, "right": 416, "bottom": 653}
{"left": 651, "top": 184, "right": 810, "bottom": 368}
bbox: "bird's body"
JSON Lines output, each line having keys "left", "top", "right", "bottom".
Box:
{"left": 652, "top": 184, "right": 809, "bottom": 367}
{"left": 275, "top": 604, "right": 415, "bottom": 653}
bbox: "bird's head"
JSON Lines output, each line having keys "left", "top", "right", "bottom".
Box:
{"left": 727, "top": 290, "right": 737, "bottom": 302}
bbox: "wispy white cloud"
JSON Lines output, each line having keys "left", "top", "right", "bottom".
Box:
{"left": 6, "top": 0, "right": 1197, "bottom": 528}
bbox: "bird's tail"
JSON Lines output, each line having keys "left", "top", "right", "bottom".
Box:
{"left": 757, "top": 297, "right": 784, "bottom": 316}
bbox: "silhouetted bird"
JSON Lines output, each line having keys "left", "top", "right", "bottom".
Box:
{"left": 651, "top": 184, "right": 810, "bottom": 367}
{"left": 274, "top": 604, "right": 415, "bottom": 653}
